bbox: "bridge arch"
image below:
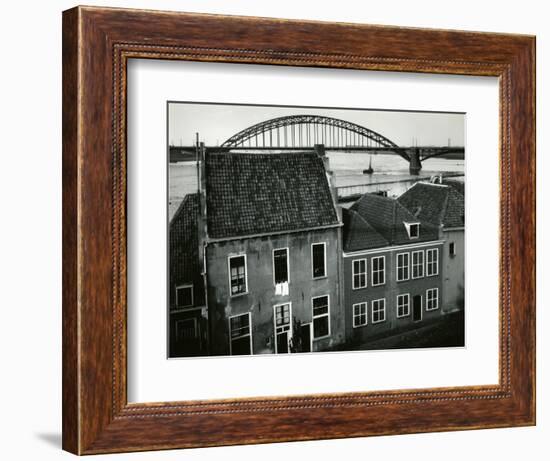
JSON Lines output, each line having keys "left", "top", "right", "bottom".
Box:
{"left": 221, "top": 115, "right": 410, "bottom": 161}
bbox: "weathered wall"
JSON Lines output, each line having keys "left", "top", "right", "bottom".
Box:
{"left": 442, "top": 228, "right": 465, "bottom": 313}
{"left": 343, "top": 243, "right": 444, "bottom": 346}
{"left": 205, "top": 227, "right": 344, "bottom": 355}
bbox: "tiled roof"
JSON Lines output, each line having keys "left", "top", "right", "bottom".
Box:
{"left": 205, "top": 152, "right": 340, "bottom": 239}
{"left": 349, "top": 193, "right": 440, "bottom": 247}
{"left": 442, "top": 179, "right": 465, "bottom": 197}
{"left": 342, "top": 208, "right": 389, "bottom": 252}
{"left": 398, "top": 182, "right": 465, "bottom": 228}
{"left": 169, "top": 193, "right": 200, "bottom": 284}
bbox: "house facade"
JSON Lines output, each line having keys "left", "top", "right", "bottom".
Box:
{"left": 398, "top": 180, "right": 465, "bottom": 313}
{"left": 341, "top": 193, "right": 444, "bottom": 346}
{"left": 168, "top": 193, "right": 208, "bottom": 357}
{"left": 170, "top": 148, "right": 345, "bottom": 357}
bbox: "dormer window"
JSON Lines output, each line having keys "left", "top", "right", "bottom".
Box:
{"left": 405, "top": 222, "right": 420, "bottom": 239}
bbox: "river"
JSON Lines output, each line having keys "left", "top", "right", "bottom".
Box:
{"left": 169, "top": 152, "right": 464, "bottom": 221}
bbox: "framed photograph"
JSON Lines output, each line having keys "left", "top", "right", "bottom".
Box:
{"left": 62, "top": 6, "right": 535, "bottom": 455}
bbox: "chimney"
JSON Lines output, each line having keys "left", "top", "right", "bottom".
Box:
{"left": 197, "top": 142, "right": 208, "bottom": 269}
{"left": 315, "top": 144, "right": 341, "bottom": 221}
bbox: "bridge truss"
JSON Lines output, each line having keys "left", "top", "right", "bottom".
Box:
{"left": 221, "top": 115, "right": 411, "bottom": 161}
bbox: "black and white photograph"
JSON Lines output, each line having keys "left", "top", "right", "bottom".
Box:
{"left": 168, "top": 102, "right": 465, "bottom": 358}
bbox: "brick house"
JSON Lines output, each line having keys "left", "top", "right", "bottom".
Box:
{"left": 170, "top": 148, "right": 344, "bottom": 357}
{"left": 342, "top": 193, "right": 444, "bottom": 346}
{"left": 398, "top": 180, "right": 465, "bottom": 313}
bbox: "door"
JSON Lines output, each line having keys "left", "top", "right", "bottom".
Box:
{"left": 413, "top": 295, "right": 422, "bottom": 322}
{"left": 274, "top": 303, "right": 292, "bottom": 353}
{"left": 175, "top": 317, "right": 201, "bottom": 355}
{"left": 300, "top": 323, "right": 312, "bottom": 353}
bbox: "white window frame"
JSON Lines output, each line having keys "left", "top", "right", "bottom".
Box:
{"left": 371, "top": 255, "right": 386, "bottom": 286}
{"left": 396, "top": 293, "right": 411, "bottom": 318}
{"left": 426, "top": 248, "right": 439, "bottom": 277}
{"left": 228, "top": 254, "right": 248, "bottom": 296}
{"left": 273, "top": 302, "right": 293, "bottom": 354}
{"left": 449, "top": 241, "right": 456, "bottom": 257}
{"left": 352, "top": 258, "right": 367, "bottom": 289}
{"left": 175, "top": 317, "right": 198, "bottom": 342}
{"left": 404, "top": 222, "right": 420, "bottom": 239}
{"left": 311, "top": 294, "right": 331, "bottom": 339}
{"left": 311, "top": 242, "right": 327, "bottom": 279}
{"left": 352, "top": 302, "right": 368, "bottom": 328}
{"left": 272, "top": 247, "right": 290, "bottom": 286}
{"left": 371, "top": 298, "right": 386, "bottom": 324}
{"left": 426, "top": 288, "right": 440, "bottom": 311}
{"left": 412, "top": 250, "right": 425, "bottom": 279}
{"left": 228, "top": 312, "right": 253, "bottom": 355}
{"left": 175, "top": 283, "right": 193, "bottom": 308}
{"left": 396, "top": 252, "right": 410, "bottom": 282}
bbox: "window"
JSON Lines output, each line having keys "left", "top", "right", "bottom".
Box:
{"left": 274, "top": 303, "right": 292, "bottom": 353}
{"left": 353, "top": 302, "right": 368, "bottom": 327}
{"left": 405, "top": 222, "right": 420, "bottom": 239}
{"left": 352, "top": 259, "right": 367, "bottom": 289}
{"left": 412, "top": 250, "right": 424, "bottom": 279}
{"left": 175, "top": 318, "right": 198, "bottom": 342}
{"left": 312, "top": 295, "right": 330, "bottom": 339}
{"left": 273, "top": 248, "right": 289, "bottom": 284}
{"left": 449, "top": 242, "right": 456, "bottom": 257}
{"left": 426, "top": 288, "right": 439, "bottom": 310}
{"left": 426, "top": 248, "right": 439, "bottom": 276}
{"left": 229, "top": 312, "right": 252, "bottom": 355}
{"left": 371, "top": 256, "right": 385, "bottom": 286}
{"left": 396, "top": 253, "right": 410, "bottom": 281}
{"left": 228, "top": 255, "right": 247, "bottom": 295}
{"left": 371, "top": 298, "right": 386, "bottom": 323}
{"left": 312, "top": 243, "right": 326, "bottom": 279}
{"left": 175, "top": 284, "right": 193, "bottom": 308}
{"left": 397, "top": 293, "right": 410, "bottom": 317}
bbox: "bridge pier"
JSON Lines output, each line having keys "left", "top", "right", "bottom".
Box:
{"left": 409, "top": 148, "right": 422, "bottom": 175}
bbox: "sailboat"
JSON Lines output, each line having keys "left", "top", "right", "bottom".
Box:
{"left": 363, "top": 155, "right": 374, "bottom": 175}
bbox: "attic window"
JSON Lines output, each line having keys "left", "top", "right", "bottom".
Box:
{"left": 405, "top": 222, "right": 420, "bottom": 239}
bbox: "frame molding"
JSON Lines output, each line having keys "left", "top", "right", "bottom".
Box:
{"left": 62, "top": 6, "right": 535, "bottom": 454}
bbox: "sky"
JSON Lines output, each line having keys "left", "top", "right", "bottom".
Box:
{"left": 168, "top": 102, "right": 465, "bottom": 148}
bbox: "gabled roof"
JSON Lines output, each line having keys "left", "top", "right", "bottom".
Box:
{"left": 169, "top": 193, "right": 200, "bottom": 284}
{"left": 349, "top": 193, "right": 440, "bottom": 247}
{"left": 398, "top": 181, "right": 465, "bottom": 228}
{"left": 342, "top": 208, "right": 389, "bottom": 252}
{"left": 205, "top": 152, "right": 340, "bottom": 239}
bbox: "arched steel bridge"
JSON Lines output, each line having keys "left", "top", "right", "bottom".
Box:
{"left": 221, "top": 114, "right": 412, "bottom": 160}
{"left": 174, "top": 114, "right": 464, "bottom": 174}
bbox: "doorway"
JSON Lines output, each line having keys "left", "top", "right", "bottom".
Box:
{"left": 413, "top": 295, "right": 422, "bottom": 322}
{"left": 274, "top": 303, "right": 292, "bottom": 353}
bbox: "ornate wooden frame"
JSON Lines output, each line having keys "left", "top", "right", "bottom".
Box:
{"left": 62, "top": 6, "right": 536, "bottom": 455}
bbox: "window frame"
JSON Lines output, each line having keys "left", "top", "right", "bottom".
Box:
{"left": 426, "top": 288, "right": 440, "bottom": 311}
{"left": 352, "top": 258, "right": 367, "bottom": 289}
{"left": 352, "top": 302, "right": 368, "bottom": 328}
{"left": 272, "top": 247, "right": 290, "bottom": 286}
{"left": 228, "top": 312, "right": 253, "bottom": 355}
{"left": 227, "top": 254, "right": 248, "bottom": 297}
{"left": 371, "top": 255, "right": 386, "bottom": 286}
{"left": 273, "top": 302, "right": 293, "bottom": 354}
{"left": 426, "top": 248, "right": 439, "bottom": 277}
{"left": 449, "top": 241, "right": 456, "bottom": 257}
{"left": 405, "top": 222, "right": 420, "bottom": 239}
{"left": 412, "top": 250, "right": 425, "bottom": 279}
{"left": 175, "top": 283, "right": 194, "bottom": 308}
{"left": 311, "top": 242, "right": 327, "bottom": 279}
{"left": 371, "top": 298, "right": 386, "bottom": 324}
{"left": 396, "top": 252, "right": 410, "bottom": 282}
{"left": 311, "top": 294, "right": 331, "bottom": 340}
{"left": 396, "top": 293, "right": 411, "bottom": 318}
